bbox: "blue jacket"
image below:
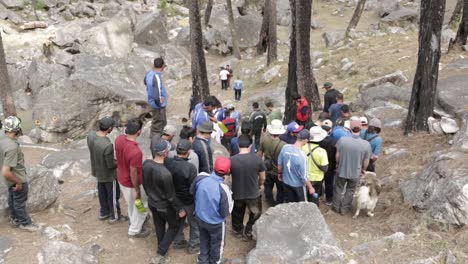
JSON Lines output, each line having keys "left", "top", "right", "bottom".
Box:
{"left": 192, "top": 136, "right": 213, "bottom": 174}
{"left": 331, "top": 126, "right": 352, "bottom": 141}
{"left": 145, "top": 71, "right": 168, "bottom": 109}
{"left": 191, "top": 172, "right": 233, "bottom": 224}
{"left": 192, "top": 103, "right": 210, "bottom": 129}
{"left": 360, "top": 129, "right": 382, "bottom": 156}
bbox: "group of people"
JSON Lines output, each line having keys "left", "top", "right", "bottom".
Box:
{"left": 0, "top": 57, "right": 384, "bottom": 264}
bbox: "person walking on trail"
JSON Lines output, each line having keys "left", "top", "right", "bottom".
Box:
{"left": 115, "top": 119, "right": 150, "bottom": 238}
{"left": 318, "top": 119, "right": 337, "bottom": 206}
{"left": 331, "top": 118, "right": 352, "bottom": 141}
{"left": 249, "top": 102, "right": 267, "bottom": 150}
{"left": 87, "top": 117, "right": 127, "bottom": 224}
{"left": 280, "top": 121, "right": 304, "bottom": 145}
{"left": 230, "top": 135, "right": 265, "bottom": 240}
{"left": 233, "top": 76, "right": 243, "bottom": 101}
{"left": 192, "top": 96, "right": 217, "bottom": 129}
{"left": 219, "top": 67, "right": 230, "bottom": 90}
{"left": 191, "top": 157, "right": 234, "bottom": 264}
{"left": 226, "top": 64, "right": 233, "bottom": 88}
{"left": 360, "top": 118, "right": 383, "bottom": 173}
{"left": 192, "top": 121, "right": 214, "bottom": 174}
{"left": 168, "top": 126, "right": 199, "bottom": 172}
{"left": 145, "top": 57, "right": 168, "bottom": 138}
{"left": 144, "top": 139, "right": 187, "bottom": 264}
{"left": 329, "top": 93, "right": 350, "bottom": 125}
{"left": 323, "top": 82, "right": 340, "bottom": 113}
{"left": 226, "top": 104, "right": 241, "bottom": 132}
{"left": 293, "top": 94, "right": 311, "bottom": 126}
{"left": 165, "top": 139, "right": 200, "bottom": 254}
{"left": 302, "top": 126, "right": 329, "bottom": 206}
{"left": 150, "top": 124, "right": 177, "bottom": 158}
{"left": 231, "top": 121, "right": 256, "bottom": 156}
{"left": 221, "top": 109, "right": 237, "bottom": 153}
{"left": 332, "top": 119, "right": 372, "bottom": 215}
{"left": 266, "top": 102, "right": 282, "bottom": 125}
{"left": 277, "top": 129, "right": 315, "bottom": 203}
{"left": 0, "top": 116, "right": 39, "bottom": 232}
{"left": 257, "top": 119, "right": 286, "bottom": 206}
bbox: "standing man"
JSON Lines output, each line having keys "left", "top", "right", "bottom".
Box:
{"left": 333, "top": 119, "right": 372, "bottom": 215}
{"left": 323, "top": 82, "right": 339, "bottom": 113}
{"left": 265, "top": 102, "right": 282, "bottom": 125}
{"left": 145, "top": 57, "right": 168, "bottom": 139}
{"left": 230, "top": 135, "right": 265, "bottom": 240}
{"left": 280, "top": 121, "right": 304, "bottom": 144}
{"left": 143, "top": 139, "right": 186, "bottom": 264}
{"left": 231, "top": 121, "right": 256, "bottom": 156}
{"left": 221, "top": 109, "right": 237, "bottom": 153}
{"left": 257, "top": 119, "right": 286, "bottom": 206}
{"left": 115, "top": 119, "right": 150, "bottom": 238}
{"left": 192, "top": 96, "right": 217, "bottom": 129}
{"left": 150, "top": 124, "right": 177, "bottom": 158}
{"left": 165, "top": 140, "right": 200, "bottom": 254}
{"left": 87, "top": 117, "right": 127, "bottom": 223}
{"left": 249, "top": 102, "right": 267, "bottom": 150}
{"left": 191, "top": 157, "right": 234, "bottom": 264}
{"left": 331, "top": 118, "right": 352, "bottom": 141}
{"left": 0, "top": 116, "right": 39, "bottom": 232}
{"left": 319, "top": 120, "right": 337, "bottom": 205}
{"left": 328, "top": 93, "right": 347, "bottom": 125}
{"left": 360, "top": 118, "right": 383, "bottom": 172}
{"left": 226, "top": 104, "right": 241, "bottom": 132}
{"left": 219, "top": 67, "right": 230, "bottom": 90}
{"left": 226, "top": 64, "right": 233, "bottom": 88}
{"left": 293, "top": 94, "right": 311, "bottom": 126}
{"left": 192, "top": 122, "right": 214, "bottom": 174}
{"left": 277, "top": 130, "right": 315, "bottom": 203}
{"left": 233, "top": 76, "right": 243, "bottom": 101}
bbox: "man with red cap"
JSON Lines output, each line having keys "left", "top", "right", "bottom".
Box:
{"left": 191, "top": 157, "right": 233, "bottom": 264}
{"left": 280, "top": 121, "right": 304, "bottom": 144}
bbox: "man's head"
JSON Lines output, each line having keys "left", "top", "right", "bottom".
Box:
{"left": 336, "top": 92, "right": 344, "bottom": 102}
{"left": 360, "top": 116, "right": 369, "bottom": 127}
{"left": 296, "top": 129, "right": 310, "bottom": 146}
{"left": 214, "top": 156, "right": 231, "bottom": 177}
{"left": 98, "top": 117, "right": 115, "bottom": 133}
{"left": 323, "top": 82, "right": 333, "bottom": 90}
{"left": 321, "top": 119, "right": 333, "bottom": 133}
{"left": 162, "top": 124, "right": 177, "bottom": 142}
{"left": 341, "top": 104, "right": 351, "bottom": 119}
{"left": 267, "top": 119, "right": 286, "bottom": 136}
{"left": 226, "top": 103, "right": 235, "bottom": 111}
{"left": 265, "top": 101, "right": 274, "bottom": 110}
{"left": 153, "top": 57, "right": 165, "bottom": 71}
{"left": 287, "top": 121, "right": 304, "bottom": 136}
{"left": 3, "top": 116, "right": 22, "bottom": 136}
{"left": 350, "top": 119, "right": 362, "bottom": 134}
{"left": 125, "top": 119, "right": 143, "bottom": 136}
{"left": 238, "top": 134, "right": 252, "bottom": 150}
{"left": 309, "top": 126, "right": 328, "bottom": 143}
{"left": 176, "top": 139, "right": 192, "bottom": 157}
{"left": 241, "top": 121, "right": 253, "bottom": 136}
{"left": 318, "top": 112, "right": 330, "bottom": 122}
{"left": 180, "top": 125, "right": 197, "bottom": 142}
{"left": 203, "top": 97, "right": 217, "bottom": 113}
{"left": 368, "top": 118, "right": 382, "bottom": 134}
{"left": 252, "top": 102, "right": 259, "bottom": 110}
{"left": 224, "top": 109, "right": 231, "bottom": 119}
{"left": 197, "top": 121, "right": 214, "bottom": 139}
{"left": 153, "top": 139, "right": 171, "bottom": 158}
{"left": 292, "top": 94, "right": 302, "bottom": 106}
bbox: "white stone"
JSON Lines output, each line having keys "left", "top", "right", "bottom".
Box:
{"left": 440, "top": 117, "right": 459, "bottom": 134}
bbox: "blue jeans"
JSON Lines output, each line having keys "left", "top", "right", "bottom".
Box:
{"left": 8, "top": 182, "right": 32, "bottom": 225}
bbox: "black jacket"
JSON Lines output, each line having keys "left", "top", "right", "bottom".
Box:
{"left": 324, "top": 89, "right": 340, "bottom": 113}
{"left": 165, "top": 156, "right": 198, "bottom": 205}
{"left": 193, "top": 137, "right": 213, "bottom": 174}
{"left": 319, "top": 135, "right": 337, "bottom": 172}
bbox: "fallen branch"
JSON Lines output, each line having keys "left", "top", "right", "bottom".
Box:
{"left": 20, "top": 21, "right": 48, "bottom": 30}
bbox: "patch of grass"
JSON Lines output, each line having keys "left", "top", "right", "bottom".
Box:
{"left": 32, "top": 0, "right": 46, "bottom": 11}
{"left": 158, "top": 0, "right": 167, "bottom": 10}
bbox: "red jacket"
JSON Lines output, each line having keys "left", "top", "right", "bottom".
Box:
{"left": 296, "top": 96, "right": 310, "bottom": 122}
{"left": 222, "top": 117, "right": 237, "bottom": 137}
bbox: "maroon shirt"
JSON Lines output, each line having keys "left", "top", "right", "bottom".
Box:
{"left": 115, "top": 134, "right": 143, "bottom": 188}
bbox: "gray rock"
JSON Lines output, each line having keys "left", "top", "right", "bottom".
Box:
{"left": 410, "top": 251, "right": 458, "bottom": 264}
{"left": 101, "top": 2, "right": 121, "bottom": 17}
{"left": 322, "top": 31, "right": 345, "bottom": 48}
{"left": 134, "top": 9, "right": 169, "bottom": 48}
{"left": 375, "top": 0, "right": 400, "bottom": 17}
{"left": 382, "top": 148, "right": 409, "bottom": 162}
{"left": 0, "top": 2, "right": 24, "bottom": 23}
{"left": 311, "top": 19, "right": 323, "bottom": 29}
{"left": 41, "top": 148, "right": 90, "bottom": 179}
{"left": 0, "top": 235, "right": 13, "bottom": 264}
{"left": 380, "top": 8, "right": 418, "bottom": 27}
{"left": 364, "top": 102, "right": 407, "bottom": 128}
{"left": 28, "top": 59, "right": 69, "bottom": 97}
{"left": 228, "top": 14, "right": 262, "bottom": 49}
{"left": 358, "top": 71, "right": 408, "bottom": 90}
{"left": 352, "top": 232, "right": 405, "bottom": 258}
{"left": 247, "top": 202, "right": 345, "bottom": 263}
{"left": 70, "top": 2, "right": 97, "bottom": 18}
{"left": 353, "top": 82, "right": 410, "bottom": 111}
{"left": 428, "top": 117, "right": 444, "bottom": 135}
{"left": 0, "top": 0, "right": 22, "bottom": 9}
{"left": 38, "top": 241, "right": 98, "bottom": 264}
{"left": 171, "top": 4, "right": 189, "bottom": 16}
{"left": 440, "top": 117, "right": 459, "bottom": 134}
{"left": 261, "top": 65, "right": 281, "bottom": 84}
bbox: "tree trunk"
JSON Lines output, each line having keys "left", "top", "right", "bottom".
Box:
{"left": 267, "top": 0, "right": 277, "bottom": 65}
{"left": 0, "top": 32, "right": 16, "bottom": 117}
{"left": 189, "top": 0, "right": 210, "bottom": 104}
{"left": 226, "top": 0, "right": 242, "bottom": 59}
{"left": 256, "top": 0, "right": 270, "bottom": 55}
{"left": 295, "top": 0, "right": 321, "bottom": 111}
{"left": 448, "top": 0, "right": 463, "bottom": 27}
{"left": 204, "top": 0, "right": 213, "bottom": 28}
{"left": 284, "top": 0, "right": 297, "bottom": 124}
{"left": 346, "top": 0, "right": 366, "bottom": 36}
{"left": 405, "top": 0, "right": 446, "bottom": 134}
{"left": 453, "top": 0, "right": 468, "bottom": 47}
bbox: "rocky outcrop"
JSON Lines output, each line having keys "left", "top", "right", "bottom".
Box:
{"left": 247, "top": 202, "right": 345, "bottom": 263}
{"left": 353, "top": 82, "right": 411, "bottom": 111}
{"left": 134, "top": 8, "right": 169, "bottom": 49}
{"left": 37, "top": 241, "right": 98, "bottom": 264}
{"left": 380, "top": 8, "right": 419, "bottom": 27}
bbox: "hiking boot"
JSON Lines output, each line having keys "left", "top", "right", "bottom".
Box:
{"left": 19, "top": 223, "right": 40, "bottom": 232}
{"left": 108, "top": 215, "right": 129, "bottom": 224}
{"left": 98, "top": 214, "right": 110, "bottom": 221}
{"left": 149, "top": 254, "right": 169, "bottom": 264}
{"left": 129, "top": 228, "right": 151, "bottom": 238}
{"left": 173, "top": 240, "right": 188, "bottom": 249}
{"left": 187, "top": 246, "right": 200, "bottom": 254}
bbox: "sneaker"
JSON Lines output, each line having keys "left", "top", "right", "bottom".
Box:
{"left": 9, "top": 217, "right": 19, "bottom": 227}
{"left": 173, "top": 240, "right": 188, "bottom": 249}
{"left": 325, "top": 200, "right": 333, "bottom": 206}
{"left": 149, "top": 254, "right": 169, "bottom": 264}
{"left": 98, "top": 214, "right": 110, "bottom": 221}
{"left": 129, "top": 228, "right": 151, "bottom": 238}
{"left": 187, "top": 246, "right": 200, "bottom": 254}
{"left": 18, "top": 223, "right": 40, "bottom": 232}
{"left": 108, "top": 215, "right": 129, "bottom": 224}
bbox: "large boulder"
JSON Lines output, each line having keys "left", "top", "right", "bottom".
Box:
{"left": 364, "top": 102, "right": 408, "bottom": 128}
{"left": 380, "top": 8, "right": 419, "bottom": 27}
{"left": 37, "top": 241, "right": 98, "bottom": 264}
{"left": 0, "top": 0, "right": 22, "bottom": 9}
{"left": 229, "top": 14, "right": 262, "bottom": 49}
{"left": 353, "top": 82, "right": 411, "bottom": 111}
{"left": 358, "top": 71, "right": 408, "bottom": 90}
{"left": 247, "top": 202, "right": 345, "bottom": 263}
{"left": 322, "top": 31, "right": 345, "bottom": 48}
{"left": 134, "top": 9, "right": 169, "bottom": 49}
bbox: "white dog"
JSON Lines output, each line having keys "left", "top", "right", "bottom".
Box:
{"left": 353, "top": 172, "right": 381, "bottom": 218}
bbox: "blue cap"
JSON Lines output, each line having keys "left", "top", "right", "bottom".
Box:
{"left": 287, "top": 121, "right": 304, "bottom": 133}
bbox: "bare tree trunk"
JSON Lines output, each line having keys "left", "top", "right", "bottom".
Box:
{"left": 189, "top": 0, "right": 210, "bottom": 104}
{"left": 295, "top": 0, "right": 321, "bottom": 111}
{"left": 346, "top": 0, "right": 366, "bottom": 36}
{"left": 0, "top": 32, "right": 17, "bottom": 117}
{"left": 405, "top": 0, "right": 446, "bottom": 134}
{"left": 284, "top": 0, "right": 297, "bottom": 124}
{"left": 267, "top": 0, "right": 277, "bottom": 65}
{"left": 256, "top": 0, "right": 270, "bottom": 55}
{"left": 226, "top": 0, "right": 242, "bottom": 59}
{"left": 449, "top": 0, "right": 463, "bottom": 27}
{"left": 204, "top": 0, "right": 213, "bottom": 28}
{"left": 453, "top": 0, "right": 468, "bottom": 47}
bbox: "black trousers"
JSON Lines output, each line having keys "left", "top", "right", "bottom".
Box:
{"left": 306, "top": 181, "right": 322, "bottom": 206}
{"left": 151, "top": 108, "right": 167, "bottom": 139}
{"left": 221, "top": 135, "right": 234, "bottom": 154}
{"left": 198, "top": 219, "right": 225, "bottom": 264}
{"left": 324, "top": 170, "right": 335, "bottom": 202}
{"left": 367, "top": 159, "right": 376, "bottom": 172}
{"left": 221, "top": 80, "right": 228, "bottom": 90}
{"left": 234, "top": 89, "right": 242, "bottom": 100}
{"left": 283, "top": 183, "right": 307, "bottom": 203}
{"left": 253, "top": 130, "right": 262, "bottom": 150}
{"left": 231, "top": 197, "right": 262, "bottom": 235}
{"left": 264, "top": 172, "right": 284, "bottom": 206}
{"left": 97, "top": 180, "right": 121, "bottom": 219}
{"left": 150, "top": 206, "right": 184, "bottom": 256}
{"left": 8, "top": 182, "right": 32, "bottom": 225}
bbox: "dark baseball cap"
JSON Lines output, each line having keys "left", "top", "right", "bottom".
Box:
{"left": 297, "top": 129, "right": 310, "bottom": 140}
{"left": 176, "top": 139, "right": 192, "bottom": 154}
{"left": 153, "top": 139, "right": 171, "bottom": 154}
{"left": 341, "top": 104, "right": 350, "bottom": 113}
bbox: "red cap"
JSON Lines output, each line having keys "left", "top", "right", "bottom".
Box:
{"left": 214, "top": 156, "right": 231, "bottom": 175}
